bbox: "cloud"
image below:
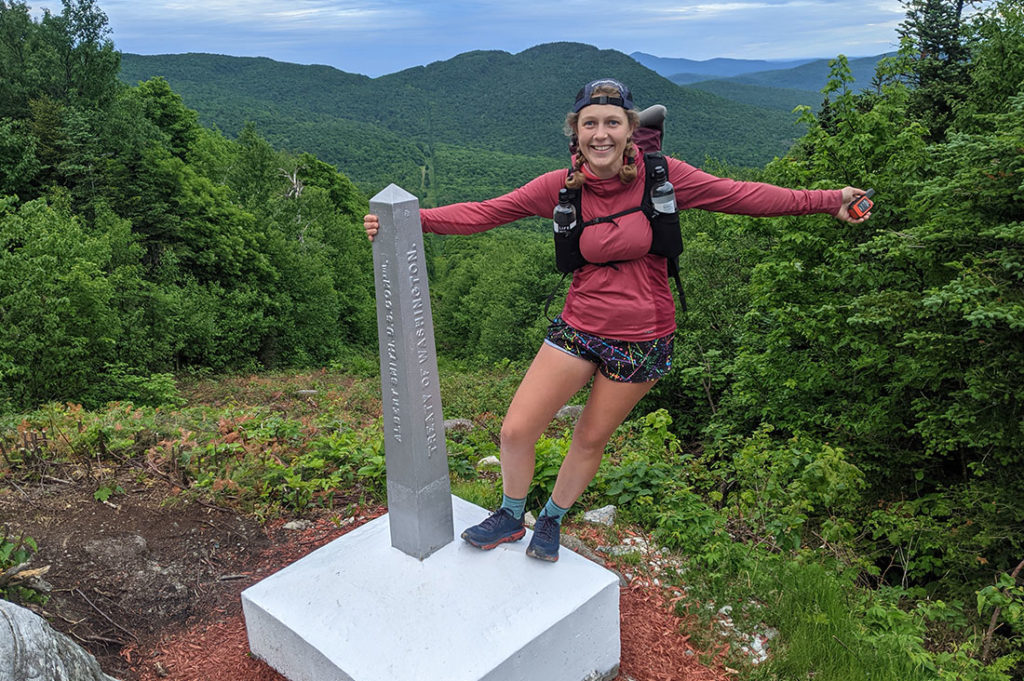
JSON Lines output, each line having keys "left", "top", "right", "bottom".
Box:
{"left": 129, "top": 0, "right": 411, "bottom": 30}
{"left": 26, "top": 0, "right": 910, "bottom": 76}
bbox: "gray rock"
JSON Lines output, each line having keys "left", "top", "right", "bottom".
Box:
{"left": 443, "top": 418, "right": 475, "bottom": 433}
{"left": 0, "top": 599, "right": 120, "bottom": 681}
{"left": 83, "top": 535, "right": 147, "bottom": 564}
{"left": 555, "top": 405, "right": 584, "bottom": 421}
{"left": 295, "top": 390, "right": 318, "bottom": 396}
{"left": 596, "top": 544, "right": 639, "bottom": 557}
{"left": 583, "top": 505, "right": 616, "bottom": 526}
{"left": 475, "top": 455, "right": 501, "bottom": 469}
{"left": 524, "top": 511, "right": 537, "bottom": 528}
{"left": 283, "top": 520, "right": 313, "bottom": 531}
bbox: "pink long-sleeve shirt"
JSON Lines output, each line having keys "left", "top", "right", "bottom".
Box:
{"left": 421, "top": 156, "right": 843, "bottom": 341}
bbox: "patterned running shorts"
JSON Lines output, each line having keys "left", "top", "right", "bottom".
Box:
{"left": 544, "top": 316, "right": 674, "bottom": 383}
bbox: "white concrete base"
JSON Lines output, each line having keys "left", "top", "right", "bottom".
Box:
{"left": 242, "top": 495, "right": 620, "bottom": 681}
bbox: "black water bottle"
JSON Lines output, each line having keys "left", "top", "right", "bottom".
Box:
{"left": 553, "top": 188, "right": 576, "bottom": 236}
{"left": 650, "top": 166, "right": 676, "bottom": 214}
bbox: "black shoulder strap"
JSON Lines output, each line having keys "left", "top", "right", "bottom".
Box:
{"left": 641, "top": 152, "right": 668, "bottom": 211}
{"left": 642, "top": 152, "right": 687, "bottom": 314}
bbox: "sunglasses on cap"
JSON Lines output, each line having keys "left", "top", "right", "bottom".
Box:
{"left": 573, "top": 79, "right": 635, "bottom": 113}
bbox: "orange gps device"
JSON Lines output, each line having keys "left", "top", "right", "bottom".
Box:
{"left": 848, "top": 189, "right": 875, "bottom": 219}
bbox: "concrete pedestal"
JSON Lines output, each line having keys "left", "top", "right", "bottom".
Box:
{"left": 242, "top": 496, "right": 620, "bottom": 681}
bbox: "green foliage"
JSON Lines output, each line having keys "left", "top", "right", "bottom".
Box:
{"left": 756, "top": 564, "right": 942, "bottom": 681}
{"left": 93, "top": 480, "right": 124, "bottom": 501}
{"left": 0, "top": 1, "right": 120, "bottom": 118}
{"left": 957, "top": 2, "right": 1024, "bottom": 133}
{"left": 526, "top": 434, "right": 570, "bottom": 510}
{"left": 170, "top": 414, "right": 389, "bottom": 514}
{"left": 593, "top": 410, "right": 685, "bottom": 524}
{"left": 0, "top": 529, "right": 46, "bottom": 604}
{"left": 431, "top": 228, "right": 560, "bottom": 362}
{"left": 724, "top": 425, "right": 865, "bottom": 551}
{"left": 0, "top": 194, "right": 118, "bottom": 407}
{"left": 0, "top": 1, "right": 1021, "bottom": 675}
{"left": 898, "top": 0, "right": 973, "bottom": 140}
{"left": 0, "top": 6, "right": 378, "bottom": 410}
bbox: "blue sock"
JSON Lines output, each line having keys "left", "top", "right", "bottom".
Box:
{"left": 541, "top": 497, "right": 571, "bottom": 525}
{"left": 501, "top": 494, "right": 527, "bottom": 520}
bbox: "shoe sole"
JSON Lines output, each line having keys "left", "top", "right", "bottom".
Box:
{"left": 461, "top": 528, "right": 526, "bottom": 550}
{"left": 525, "top": 546, "right": 559, "bottom": 562}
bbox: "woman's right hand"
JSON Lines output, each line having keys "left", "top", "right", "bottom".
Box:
{"left": 364, "top": 214, "right": 379, "bottom": 241}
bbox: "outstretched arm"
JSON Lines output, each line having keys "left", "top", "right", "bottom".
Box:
{"left": 364, "top": 169, "right": 565, "bottom": 241}
{"left": 669, "top": 158, "right": 871, "bottom": 223}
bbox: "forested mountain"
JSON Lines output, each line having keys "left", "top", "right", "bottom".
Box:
{"left": 659, "top": 53, "right": 892, "bottom": 113}
{"left": 633, "top": 50, "right": 889, "bottom": 92}
{"left": 682, "top": 80, "right": 822, "bottom": 112}
{"left": 701, "top": 53, "right": 893, "bottom": 91}
{"left": 119, "top": 44, "right": 809, "bottom": 199}
{"left": 630, "top": 52, "right": 817, "bottom": 82}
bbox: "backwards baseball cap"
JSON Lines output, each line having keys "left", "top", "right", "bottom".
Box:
{"left": 573, "top": 78, "right": 635, "bottom": 113}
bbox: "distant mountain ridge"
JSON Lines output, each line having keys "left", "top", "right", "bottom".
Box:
{"left": 633, "top": 50, "right": 892, "bottom": 91}
{"left": 628, "top": 51, "right": 893, "bottom": 116}
{"left": 717, "top": 53, "right": 894, "bottom": 91}
{"left": 630, "top": 52, "right": 818, "bottom": 83}
{"left": 120, "top": 43, "right": 813, "bottom": 196}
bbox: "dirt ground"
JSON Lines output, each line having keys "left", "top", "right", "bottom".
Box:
{"left": 1, "top": 452, "right": 727, "bottom": 681}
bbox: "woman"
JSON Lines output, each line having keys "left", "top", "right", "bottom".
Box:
{"left": 364, "top": 78, "right": 871, "bottom": 562}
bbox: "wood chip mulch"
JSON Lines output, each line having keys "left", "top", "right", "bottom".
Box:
{"left": 124, "top": 510, "right": 730, "bottom": 681}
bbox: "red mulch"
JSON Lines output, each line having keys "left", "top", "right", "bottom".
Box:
{"left": 125, "top": 511, "right": 729, "bottom": 681}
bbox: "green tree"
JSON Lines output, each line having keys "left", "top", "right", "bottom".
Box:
{"left": 956, "top": 1, "right": 1024, "bottom": 132}
{"left": 898, "top": 0, "right": 974, "bottom": 140}
{"left": 35, "top": 0, "right": 120, "bottom": 108}
{"left": 129, "top": 77, "right": 199, "bottom": 159}
{"left": 0, "top": 193, "right": 116, "bottom": 407}
{"left": 431, "top": 228, "right": 560, "bottom": 362}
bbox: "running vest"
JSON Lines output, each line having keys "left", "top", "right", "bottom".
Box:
{"left": 551, "top": 152, "right": 687, "bottom": 312}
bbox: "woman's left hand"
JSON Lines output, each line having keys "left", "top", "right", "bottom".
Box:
{"left": 836, "top": 187, "right": 872, "bottom": 223}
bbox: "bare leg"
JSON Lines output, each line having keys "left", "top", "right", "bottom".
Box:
{"left": 550, "top": 372, "right": 658, "bottom": 508}
{"left": 499, "top": 343, "right": 597, "bottom": 498}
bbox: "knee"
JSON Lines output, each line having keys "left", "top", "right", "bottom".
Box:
{"left": 569, "top": 428, "right": 610, "bottom": 460}
{"left": 500, "top": 417, "right": 541, "bottom": 451}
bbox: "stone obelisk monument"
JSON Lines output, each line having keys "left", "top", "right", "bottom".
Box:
{"left": 241, "top": 185, "right": 620, "bottom": 681}
{"left": 369, "top": 184, "right": 453, "bottom": 559}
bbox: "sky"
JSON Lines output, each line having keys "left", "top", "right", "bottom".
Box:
{"left": 31, "top": 0, "right": 911, "bottom": 78}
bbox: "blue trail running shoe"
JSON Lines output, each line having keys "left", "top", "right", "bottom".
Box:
{"left": 461, "top": 507, "right": 526, "bottom": 549}
{"left": 526, "top": 514, "right": 561, "bottom": 562}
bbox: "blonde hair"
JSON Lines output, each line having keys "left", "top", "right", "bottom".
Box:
{"left": 564, "top": 83, "right": 640, "bottom": 189}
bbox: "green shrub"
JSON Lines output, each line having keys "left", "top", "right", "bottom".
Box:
{"left": 0, "top": 530, "right": 46, "bottom": 605}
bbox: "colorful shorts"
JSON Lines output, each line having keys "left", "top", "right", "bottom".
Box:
{"left": 544, "top": 317, "right": 674, "bottom": 383}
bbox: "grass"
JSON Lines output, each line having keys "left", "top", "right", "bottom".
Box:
{"left": 755, "top": 561, "right": 931, "bottom": 681}
{"left": 450, "top": 479, "right": 499, "bottom": 510}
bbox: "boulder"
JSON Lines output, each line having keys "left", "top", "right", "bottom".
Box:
{"left": 583, "top": 505, "right": 617, "bottom": 526}
{"left": 555, "top": 405, "right": 584, "bottom": 421}
{"left": 443, "top": 418, "right": 475, "bottom": 433}
{"left": 0, "top": 598, "right": 120, "bottom": 681}
{"left": 475, "top": 455, "right": 501, "bottom": 470}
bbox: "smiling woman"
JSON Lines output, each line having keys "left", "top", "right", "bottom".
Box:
{"left": 363, "top": 75, "right": 871, "bottom": 564}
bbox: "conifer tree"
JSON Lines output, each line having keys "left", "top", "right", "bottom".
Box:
{"left": 898, "top": 0, "right": 975, "bottom": 139}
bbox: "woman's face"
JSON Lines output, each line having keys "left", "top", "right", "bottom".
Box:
{"left": 576, "top": 104, "right": 634, "bottom": 179}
